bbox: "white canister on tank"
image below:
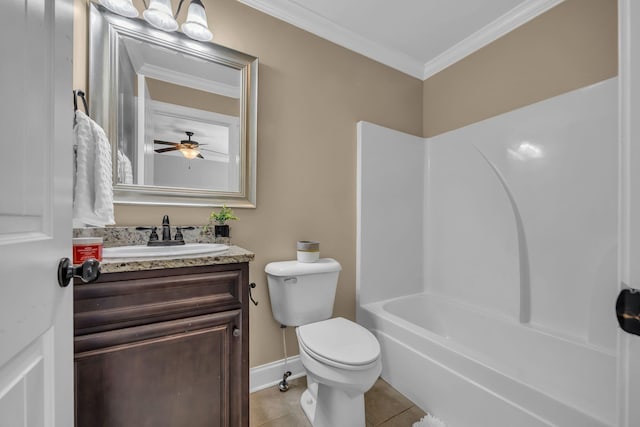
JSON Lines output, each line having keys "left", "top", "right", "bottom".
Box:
{"left": 297, "top": 240, "right": 320, "bottom": 263}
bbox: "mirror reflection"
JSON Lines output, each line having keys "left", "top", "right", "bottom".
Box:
{"left": 90, "top": 4, "right": 257, "bottom": 206}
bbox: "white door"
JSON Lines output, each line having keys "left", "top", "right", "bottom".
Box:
{"left": 618, "top": 1, "right": 640, "bottom": 426}
{"left": 0, "top": 0, "right": 74, "bottom": 426}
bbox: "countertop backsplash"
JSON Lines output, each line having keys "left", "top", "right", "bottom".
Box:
{"left": 73, "top": 226, "right": 231, "bottom": 247}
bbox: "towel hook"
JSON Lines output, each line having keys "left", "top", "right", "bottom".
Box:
{"left": 73, "top": 90, "right": 89, "bottom": 115}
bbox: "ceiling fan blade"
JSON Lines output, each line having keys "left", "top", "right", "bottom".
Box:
{"left": 200, "top": 148, "right": 227, "bottom": 155}
{"left": 155, "top": 147, "right": 178, "bottom": 153}
{"left": 154, "top": 140, "right": 178, "bottom": 146}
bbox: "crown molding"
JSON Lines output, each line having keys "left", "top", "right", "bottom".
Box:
{"left": 421, "top": 0, "right": 564, "bottom": 79}
{"left": 237, "top": 0, "right": 425, "bottom": 79}
{"left": 239, "top": 0, "right": 564, "bottom": 81}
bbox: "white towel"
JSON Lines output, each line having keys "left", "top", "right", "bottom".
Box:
{"left": 413, "top": 414, "right": 446, "bottom": 427}
{"left": 117, "top": 149, "right": 134, "bottom": 184}
{"left": 73, "top": 110, "right": 115, "bottom": 227}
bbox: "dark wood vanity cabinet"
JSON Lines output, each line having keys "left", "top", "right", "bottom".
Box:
{"left": 73, "top": 263, "right": 249, "bottom": 427}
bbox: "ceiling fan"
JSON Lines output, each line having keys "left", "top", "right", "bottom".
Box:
{"left": 154, "top": 131, "right": 205, "bottom": 160}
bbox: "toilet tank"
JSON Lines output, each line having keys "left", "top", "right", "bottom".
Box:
{"left": 265, "top": 258, "right": 342, "bottom": 327}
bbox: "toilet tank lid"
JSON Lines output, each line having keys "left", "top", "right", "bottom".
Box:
{"left": 265, "top": 258, "right": 341, "bottom": 276}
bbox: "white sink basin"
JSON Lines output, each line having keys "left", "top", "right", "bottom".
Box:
{"left": 103, "top": 243, "right": 229, "bottom": 259}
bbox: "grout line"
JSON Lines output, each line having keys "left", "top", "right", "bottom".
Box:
{"left": 254, "top": 410, "right": 311, "bottom": 427}
{"left": 373, "top": 405, "right": 422, "bottom": 426}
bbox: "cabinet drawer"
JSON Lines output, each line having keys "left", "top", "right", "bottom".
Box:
{"left": 74, "top": 263, "right": 248, "bottom": 335}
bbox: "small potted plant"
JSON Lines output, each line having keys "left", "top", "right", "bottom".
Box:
{"left": 205, "top": 204, "right": 238, "bottom": 238}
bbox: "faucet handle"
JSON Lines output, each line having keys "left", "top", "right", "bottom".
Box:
{"left": 136, "top": 226, "right": 159, "bottom": 243}
{"left": 174, "top": 227, "right": 184, "bottom": 242}
{"left": 174, "top": 226, "right": 195, "bottom": 242}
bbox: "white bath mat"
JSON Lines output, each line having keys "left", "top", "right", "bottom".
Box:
{"left": 413, "top": 414, "right": 447, "bottom": 427}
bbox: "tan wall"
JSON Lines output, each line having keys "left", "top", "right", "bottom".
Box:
{"left": 423, "top": 0, "right": 618, "bottom": 137}
{"left": 73, "top": 0, "right": 423, "bottom": 367}
{"left": 146, "top": 78, "right": 240, "bottom": 117}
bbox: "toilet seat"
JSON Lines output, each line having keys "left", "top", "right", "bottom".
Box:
{"left": 297, "top": 317, "right": 380, "bottom": 370}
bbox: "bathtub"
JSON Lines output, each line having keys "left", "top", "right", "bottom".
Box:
{"left": 358, "top": 293, "right": 616, "bottom": 427}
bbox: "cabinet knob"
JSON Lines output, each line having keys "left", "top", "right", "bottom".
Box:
{"left": 233, "top": 327, "right": 241, "bottom": 337}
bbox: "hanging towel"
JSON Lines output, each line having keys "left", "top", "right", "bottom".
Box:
{"left": 73, "top": 110, "right": 115, "bottom": 227}
{"left": 117, "top": 149, "right": 134, "bottom": 184}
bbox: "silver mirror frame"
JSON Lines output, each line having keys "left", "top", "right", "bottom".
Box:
{"left": 89, "top": 3, "right": 257, "bottom": 208}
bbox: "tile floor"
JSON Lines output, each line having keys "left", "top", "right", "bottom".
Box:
{"left": 250, "top": 376, "right": 427, "bottom": 427}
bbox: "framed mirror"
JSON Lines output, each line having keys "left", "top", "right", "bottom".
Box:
{"left": 89, "top": 3, "right": 257, "bottom": 207}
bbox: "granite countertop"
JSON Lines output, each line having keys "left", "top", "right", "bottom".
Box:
{"left": 100, "top": 245, "right": 255, "bottom": 273}
{"left": 73, "top": 226, "right": 254, "bottom": 274}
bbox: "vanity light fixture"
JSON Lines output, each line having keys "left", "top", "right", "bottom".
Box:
{"left": 141, "top": 0, "right": 213, "bottom": 41}
{"left": 143, "top": 0, "right": 179, "bottom": 32}
{"left": 98, "top": 0, "right": 139, "bottom": 18}
{"left": 100, "top": 0, "right": 214, "bottom": 42}
{"left": 182, "top": 0, "right": 213, "bottom": 41}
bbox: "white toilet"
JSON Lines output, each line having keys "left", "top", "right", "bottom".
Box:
{"left": 265, "top": 258, "right": 381, "bottom": 427}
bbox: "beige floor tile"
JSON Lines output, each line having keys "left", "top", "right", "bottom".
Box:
{"left": 364, "top": 379, "right": 415, "bottom": 426}
{"left": 256, "top": 410, "right": 311, "bottom": 427}
{"left": 251, "top": 377, "right": 422, "bottom": 427}
{"left": 250, "top": 377, "right": 308, "bottom": 427}
{"left": 377, "top": 406, "right": 428, "bottom": 427}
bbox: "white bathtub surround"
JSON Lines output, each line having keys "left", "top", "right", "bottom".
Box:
{"left": 426, "top": 80, "right": 618, "bottom": 344}
{"left": 357, "top": 78, "right": 618, "bottom": 427}
{"left": 356, "top": 122, "right": 425, "bottom": 306}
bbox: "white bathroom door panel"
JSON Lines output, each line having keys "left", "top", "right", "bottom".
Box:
{"left": 0, "top": 0, "right": 74, "bottom": 426}
{"left": 619, "top": 1, "right": 640, "bottom": 426}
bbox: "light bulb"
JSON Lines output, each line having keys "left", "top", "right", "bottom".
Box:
{"left": 143, "top": 0, "right": 178, "bottom": 32}
{"left": 180, "top": 147, "right": 200, "bottom": 159}
{"left": 182, "top": 0, "right": 213, "bottom": 41}
{"left": 99, "top": 0, "right": 139, "bottom": 18}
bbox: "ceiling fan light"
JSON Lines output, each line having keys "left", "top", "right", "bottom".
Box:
{"left": 180, "top": 147, "right": 200, "bottom": 160}
{"left": 143, "top": 0, "right": 178, "bottom": 32}
{"left": 182, "top": 0, "right": 213, "bottom": 41}
{"left": 99, "top": 0, "right": 139, "bottom": 18}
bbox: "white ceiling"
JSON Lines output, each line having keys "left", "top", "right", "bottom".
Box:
{"left": 238, "top": 0, "right": 563, "bottom": 79}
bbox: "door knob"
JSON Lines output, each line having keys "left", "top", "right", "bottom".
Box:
{"left": 616, "top": 288, "right": 640, "bottom": 336}
{"left": 57, "top": 258, "right": 101, "bottom": 287}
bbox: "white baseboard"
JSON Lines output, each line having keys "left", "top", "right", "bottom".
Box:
{"left": 250, "top": 355, "right": 306, "bottom": 393}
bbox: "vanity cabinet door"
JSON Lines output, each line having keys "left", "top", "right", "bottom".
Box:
{"left": 73, "top": 263, "right": 249, "bottom": 427}
{"left": 74, "top": 309, "right": 243, "bottom": 427}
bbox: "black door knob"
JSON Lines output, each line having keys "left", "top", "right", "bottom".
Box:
{"left": 57, "top": 258, "right": 101, "bottom": 287}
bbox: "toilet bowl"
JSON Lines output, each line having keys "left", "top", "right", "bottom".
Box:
{"left": 265, "top": 259, "right": 382, "bottom": 427}
{"left": 296, "top": 317, "right": 381, "bottom": 427}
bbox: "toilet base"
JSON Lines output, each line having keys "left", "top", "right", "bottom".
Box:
{"left": 300, "top": 386, "right": 317, "bottom": 424}
{"left": 299, "top": 381, "right": 365, "bottom": 427}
